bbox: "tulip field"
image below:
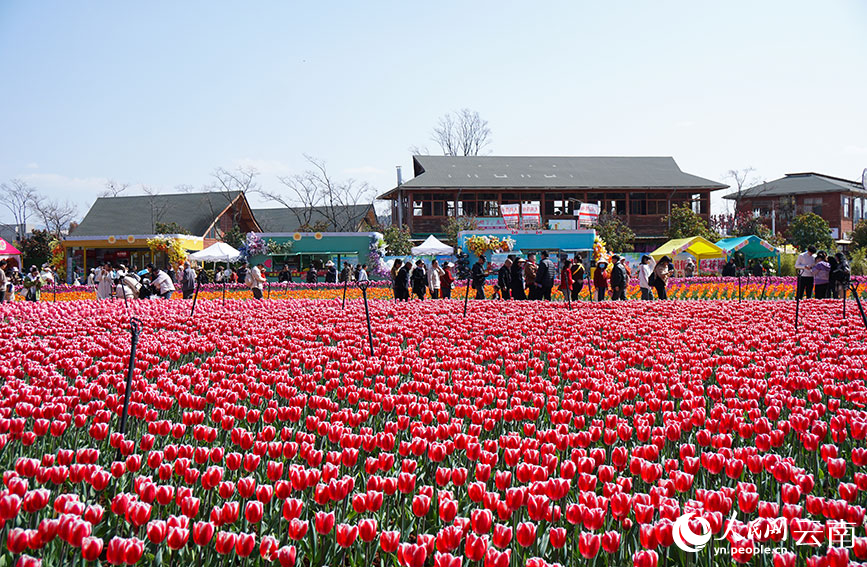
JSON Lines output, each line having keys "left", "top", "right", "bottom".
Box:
{"left": 2, "top": 298, "right": 867, "bottom": 567}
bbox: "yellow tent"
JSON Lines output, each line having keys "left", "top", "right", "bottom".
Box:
{"left": 649, "top": 236, "right": 726, "bottom": 261}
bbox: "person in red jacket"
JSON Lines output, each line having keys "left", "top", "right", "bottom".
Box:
{"left": 559, "top": 258, "right": 572, "bottom": 301}
{"left": 593, "top": 261, "right": 608, "bottom": 301}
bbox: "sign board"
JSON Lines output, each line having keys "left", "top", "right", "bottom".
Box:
{"left": 500, "top": 204, "right": 521, "bottom": 229}
{"left": 577, "top": 203, "right": 600, "bottom": 226}
{"left": 521, "top": 203, "right": 541, "bottom": 230}
{"left": 548, "top": 219, "right": 576, "bottom": 230}
{"left": 474, "top": 217, "right": 508, "bottom": 230}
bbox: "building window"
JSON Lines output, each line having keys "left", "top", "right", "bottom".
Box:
{"left": 478, "top": 193, "right": 499, "bottom": 217}
{"left": 855, "top": 198, "right": 863, "bottom": 221}
{"left": 803, "top": 197, "right": 823, "bottom": 217}
{"left": 413, "top": 199, "right": 424, "bottom": 217}
{"left": 843, "top": 196, "right": 851, "bottom": 218}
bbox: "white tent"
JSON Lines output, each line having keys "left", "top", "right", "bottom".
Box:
{"left": 189, "top": 242, "right": 242, "bottom": 263}
{"left": 411, "top": 235, "right": 453, "bottom": 256}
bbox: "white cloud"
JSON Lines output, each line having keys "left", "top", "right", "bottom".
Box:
{"left": 25, "top": 162, "right": 38, "bottom": 169}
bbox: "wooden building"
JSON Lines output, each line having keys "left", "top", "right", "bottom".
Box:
{"left": 379, "top": 156, "right": 727, "bottom": 247}
{"left": 724, "top": 172, "right": 867, "bottom": 240}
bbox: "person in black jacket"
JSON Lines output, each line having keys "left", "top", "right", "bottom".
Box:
{"left": 570, "top": 254, "right": 585, "bottom": 301}
{"left": 498, "top": 258, "right": 513, "bottom": 300}
{"left": 534, "top": 251, "right": 556, "bottom": 300}
{"left": 722, "top": 259, "right": 737, "bottom": 277}
{"left": 396, "top": 262, "right": 411, "bottom": 301}
{"left": 609, "top": 254, "right": 627, "bottom": 300}
{"left": 411, "top": 260, "right": 427, "bottom": 299}
{"left": 324, "top": 261, "right": 338, "bottom": 283}
{"left": 278, "top": 264, "right": 293, "bottom": 283}
{"left": 471, "top": 256, "right": 487, "bottom": 299}
{"left": 306, "top": 266, "right": 318, "bottom": 284}
{"left": 511, "top": 258, "right": 526, "bottom": 300}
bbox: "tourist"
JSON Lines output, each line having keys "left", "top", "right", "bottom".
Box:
{"left": 428, "top": 259, "right": 444, "bottom": 299}
{"left": 511, "top": 258, "right": 526, "bottom": 300}
{"left": 411, "top": 260, "right": 427, "bottom": 300}
{"left": 236, "top": 263, "right": 248, "bottom": 286}
{"left": 812, "top": 251, "right": 831, "bottom": 299}
{"left": 570, "top": 254, "right": 585, "bottom": 301}
{"left": 340, "top": 261, "right": 353, "bottom": 283}
{"left": 750, "top": 259, "right": 764, "bottom": 277}
{"left": 87, "top": 268, "right": 96, "bottom": 286}
{"left": 197, "top": 266, "right": 209, "bottom": 285}
{"left": 278, "top": 264, "right": 292, "bottom": 283}
{"left": 95, "top": 263, "right": 113, "bottom": 300}
{"left": 442, "top": 262, "right": 454, "bottom": 298}
{"left": 354, "top": 263, "right": 362, "bottom": 282}
{"left": 722, "top": 259, "right": 737, "bottom": 277}
{"left": 498, "top": 258, "right": 513, "bottom": 300}
{"left": 117, "top": 271, "right": 141, "bottom": 300}
{"left": 593, "top": 261, "right": 608, "bottom": 301}
{"left": 391, "top": 260, "right": 403, "bottom": 299}
{"left": 23, "top": 266, "right": 44, "bottom": 301}
{"left": 472, "top": 256, "right": 487, "bottom": 300}
{"left": 181, "top": 261, "right": 197, "bottom": 299}
{"left": 524, "top": 253, "right": 538, "bottom": 300}
{"left": 535, "top": 251, "right": 556, "bottom": 300}
{"left": 609, "top": 255, "right": 627, "bottom": 300}
{"left": 794, "top": 245, "right": 816, "bottom": 299}
{"left": 638, "top": 255, "right": 654, "bottom": 300}
{"left": 248, "top": 262, "right": 265, "bottom": 300}
{"left": 559, "top": 258, "right": 572, "bottom": 301}
{"left": 651, "top": 255, "right": 673, "bottom": 300}
{"left": 357, "top": 264, "right": 369, "bottom": 282}
{"left": 684, "top": 258, "right": 695, "bottom": 278}
{"left": 224, "top": 265, "right": 235, "bottom": 283}
{"left": 396, "top": 261, "right": 411, "bottom": 301}
{"left": 832, "top": 252, "right": 851, "bottom": 298}
{"left": 324, "top": 261, "right": 338, "bottom": 283}
{"left": 0, "top": 260, "right": 7, "bottom": 302}
{"left": 149, "top": 264, "right": 175, "bottom": 300}
{"left": 306, "top": 265, "right": 318, "bottom": 284}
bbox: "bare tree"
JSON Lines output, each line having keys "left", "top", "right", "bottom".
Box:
{"left": 432, "top": 109, "right": 492, "bottom": 156}
{"left": 142, "top": 186, "right": 168, "bottom": 233}
{"left": 206, "top": 166, "right": 260, "bottom": 226}
{"left": 723, "top": 167, "right": 758, "bottom": 214}
{"left": 0, "top": 179, "right": 38, "bottom": 240}
{"left": 100, "top": 180, "right": 129, "bottom": 198}
{"left": 263, "top": 155, "right": 375, "bottom": 231}
{"left": 32, "top": 198, "right": 78, "bottom": 238}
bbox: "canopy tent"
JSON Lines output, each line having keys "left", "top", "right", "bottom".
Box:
{"left": 189, "top": 242, "right": 242, "bottom": 263}
{"left": 715, "top": 236, "right": 778, "bottom": 260}
{"left": 411, "top": 235, "right": 453, "bottom": 256}
{"left": 649, "top": 236, "right": 726, "bottom": 261}
{"left": 716, "top": 235, "right": 781, "bottom": 273}
{"left": 0, "top": 237, "right": 22, "bottom": 269}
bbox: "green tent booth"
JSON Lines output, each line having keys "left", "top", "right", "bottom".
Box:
{"left": 715, "top": 235, "right": 781, "bottom": 274}
{"left": 246, "top": 232, "right": 378, "bottom": 280}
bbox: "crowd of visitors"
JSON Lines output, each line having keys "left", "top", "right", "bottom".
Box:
{"left": 794, "top": 246, "right": 851, "bottom": 299}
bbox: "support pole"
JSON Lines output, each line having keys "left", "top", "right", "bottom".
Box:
{"left": 761, "top": 276, "right": 769, "bottom": 301}
{"left": 795, "top": 292, "right": 800, "bottom": 334}
{"left": 738, "top": 275, "right": 742, "bottom": 303}
{"left": 463, "top": 275, "right": 471, "bottom": 317}
{"left": 342, "top": 277, "right": 349, "bottom": 310}
{"left": 268, "top": 281, "right": 271, "bottom": 300}
{"left": 357, "top": 281, "right": 375, "bottom": 357}
{"left": 190, "top": 280, "right": 201, "bottom": 317}
{"left": 843, "top": 283, "right": 847, "bottom": 319}
{"left": 851, "top": 283, "right": 867, "bottom": 329}
{"left": 117, "top": 317, "right": 141, "bottom": 459}
{"left": 222, "top": 281, "right": 226, "bottom": 305}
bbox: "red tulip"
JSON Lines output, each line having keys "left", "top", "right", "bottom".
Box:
{"left": 81, "top": 536, "right": 103, "bottom": 561}
{"left": 235, "top": 532, "right": 256, "bottom": 557}
{"left": 359, "top": 519, "right": 378, "bottom": 542}
{"left": 166, "top": 527, "right": 189, "bottom": 550}
{"left": 633, "top": 550, "right": 659, "bottom": 567}
{"left": 516, "top": 522, "right": 536, "bottom": 548}
{"left": 315, "top": 511, "right": 335, "bottom": 534}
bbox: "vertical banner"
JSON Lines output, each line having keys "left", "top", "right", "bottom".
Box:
{"left": 577, "top": 203, "right": 600, "bottom": 226}
{"left": 500, "top": 204, "right": 521, "bottom": 229}
{"left": 521, "top": 203, "right": 541, "bottom": 230}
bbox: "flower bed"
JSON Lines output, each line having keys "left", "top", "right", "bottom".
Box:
{"left": 0, "top": 299, "right": 866, "bottom": 566}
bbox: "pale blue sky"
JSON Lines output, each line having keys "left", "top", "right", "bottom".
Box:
{"left": 1, "top": 1, "right": 866, "bottom": 224}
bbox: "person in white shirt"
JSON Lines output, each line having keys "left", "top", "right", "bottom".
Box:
{"left": 248, "top": 263, "right": 265, "bottom": 300}
{"left": 794, "top": 245, "right": 817, "bottom": 299}
{"left": 428, "top": 259, "right": 444, "bottom": 299}
{"left": 638, "top": 255, "right": 655, "bottom": 300}
{"left": 95, "top": 263, "right": 114, "bottom": 300}
{"left": 148, "top": 264, "right": 176, "bottom": 299}
{"left": 357, "top": 264, "right": 369, "bottom": 282}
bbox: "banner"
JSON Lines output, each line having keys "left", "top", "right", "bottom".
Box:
{"left": 577, "top": 203, "right": 600, "bottom": 226}
{"left": 500, "top": 204, "right": 521, "bottom": 229}
{"left": 521, "top": 203, "right": 541, "bottom": 230}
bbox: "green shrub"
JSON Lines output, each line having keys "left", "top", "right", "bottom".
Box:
{"left": 851, "top": 248, "right": 867, "bottom": 276}
{"left": 779, "top": 253, "right": 796, "bottom": 277}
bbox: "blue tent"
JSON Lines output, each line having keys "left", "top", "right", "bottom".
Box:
{"left": 716, "top": 236, "right": 780, "bottom": 272}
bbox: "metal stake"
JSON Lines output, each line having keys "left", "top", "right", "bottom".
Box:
{"left": 342, "top": 277, "right": 349, "bottom": 309}
{"left": 843, "top": 283, "right": 847, "bottom": 319}
{"left": 357, "top": 281, "right": 375, "bottom": 356}
{"left": 222, "top": 281, "right": 226, "bottom": 305}
{"left": 761, "top": 276, "right": 769, "bottom": 301}
{"left": 794, "top": 293, "right": 800, "bottom": 334}
{"left": 117, "top": 317, "right": 141, "bottom": 459}
{"left": 190, "top": 280, "right": 201, "bottom": 317}
{"left": 463, "top": 275, "right": 471, "bottom": 317}
{"left": 851, "top": 283, "right": 867, "bottom": 329}
{"left": 738, "top": 275, "right": 742, "bottom": 303}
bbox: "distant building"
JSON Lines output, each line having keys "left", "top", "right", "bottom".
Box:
{"left": 253, "top": 204, "right": 377, "bottom": 233}
{"left": 0, "top": 223, "right": 36, "bottom": 244}
{"left": 379, "top": 155, "right": 726, "bottom": 248}
{"left": 724, "top": 172, "right": 867, "bottom": 240}
{"left": 65, "top": 191, "right": 260, "bottom": 272}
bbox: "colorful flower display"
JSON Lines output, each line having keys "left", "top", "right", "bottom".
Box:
{"left": 466, "top": 235, "right": 515, "bottom": 257}
{"left": 0, "top": 298, "right": 866, "bottom": 566}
